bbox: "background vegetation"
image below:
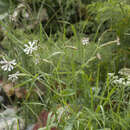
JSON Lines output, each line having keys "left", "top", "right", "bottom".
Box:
{"left": 0, "top": 0, "right": 130, "bottom": 130}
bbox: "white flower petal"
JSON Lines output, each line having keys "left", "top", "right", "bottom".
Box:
{"left": 0, "top": 61, "right": 5, "bottom": 64}
{"left": 8, "top": 71, "right": 20, "bottom": 82}
{"left": 10, "top": 60, "right": 16, "bottom": 65}
{"left": 1, "top": 65, "right": 7, "bottom": 71}
{"left": 0, "top": 58, "right": 16, "bottom": 72}
{"left": 28, "top": 41, "right": 32, "bottom": 45}
{"left": 23, "top": 40, "right": 38, "bottom": 55}
{"left": 24, "top": 44, "right": 29, "bottom": 48}
{"left": 81, "top": 37, "right": 89, "bottom": 46}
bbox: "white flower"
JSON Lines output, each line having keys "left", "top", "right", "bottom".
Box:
{"left": 113, "top": 78, "right": 125, "bottom": 85}
{"left": 24, "top": 40, "right": 38, "bottom": 55}
{"left": 8, "top": 71, "right": 20, "bottom": 82}
{"left": 81, "top": 37, "right": 89, "bottom": 45}
{"left": 126, "top": 80, "right": 130, "bottom": 86}
{"left": 0, "top": 58, "right": 16, "bottom": 71}
{"left": 10, "top": 11, "right": 19, "bottom": 21}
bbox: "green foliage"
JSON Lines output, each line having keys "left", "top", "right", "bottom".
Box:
{"left": 88, "top": 0, "right": 130, "bottom": 39}
{"left": 0, "top": 0, "right": 10, "bottom": 14}
{"left": 0, "top": 0, "right": 10, "bottom": 20}
{"left": 87, "top": 0, "right": 130, "bottom": 68}
{"left": 0, "top": 0, "right": 130, "bottom": 130}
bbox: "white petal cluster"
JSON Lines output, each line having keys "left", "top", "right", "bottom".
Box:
{"left": 81, "top": 37, "right": 89, "bottom": 45}
{"left": 24, "top": 40, "right": 38, "bottom": 55}
{"left": 8, "top": 71, "right": 20, "bottom": 82}
{"left": 113, "top": 78, "right": 126, "bottom": 85}
{"left": 0, "top": 58, "right": 16, "bottom": 72}
{"left": 108, "top": 72, "right": 130, "bottom": 86}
